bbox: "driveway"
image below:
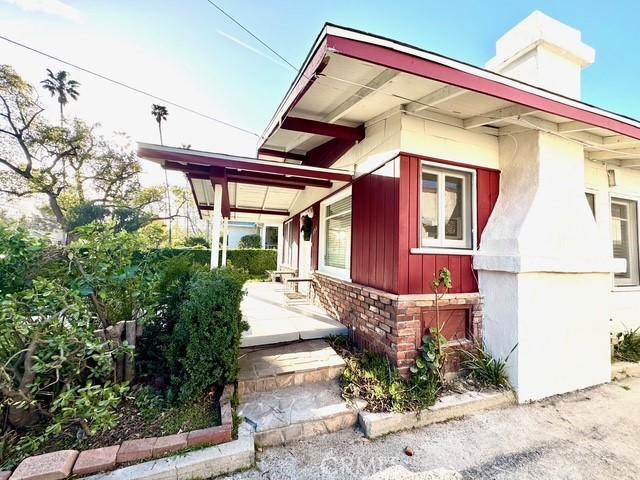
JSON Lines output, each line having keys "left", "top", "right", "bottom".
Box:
{"left": 223, "top": 375, "right": 640, "bottom": 479}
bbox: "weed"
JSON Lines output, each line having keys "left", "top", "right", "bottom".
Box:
{"left": 460, "top": 343, "right": 516, "bottom": 390}
{"left": 613, "top": 329, "right": 640, "bottom": 363}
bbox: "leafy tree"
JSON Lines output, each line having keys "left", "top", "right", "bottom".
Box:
{"left": 151, "top": 104, "right": 168, "bottom": 145}
{"left": 40, "top": 69, "right": 80, "bottom": 126}
{"left": 0, "top": 66, "right": 187, "bottom": 232}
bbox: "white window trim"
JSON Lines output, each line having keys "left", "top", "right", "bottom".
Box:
{"left": 418, "top": 161, "right": 477, "bottom": 252}
{"left": 282, "top": 219, "right": 294, "bottom": 268}
{"left": 610, "top": 194, "right": 640, "bottom": 288}
{"left": 318, "top": 187, "right": 352, "bottom": 281}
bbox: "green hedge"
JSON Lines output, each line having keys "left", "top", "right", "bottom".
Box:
{"left": 150, "top": 248, "right": 277, "bottom": 277}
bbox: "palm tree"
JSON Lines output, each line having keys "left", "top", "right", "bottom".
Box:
{"left": 151, "top": 104, "right": 169, "bottom": 145}
{"left": 151, "top": 104, "right": 172, "bottom": 245}
{"left": 41, "top": 69, "right": 80, "bottom": 126}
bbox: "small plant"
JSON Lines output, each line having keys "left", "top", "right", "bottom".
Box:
{"left": 613, "top": 328, "right": 640, "bottom": 362}
{"left": 411, "top": 267, "right": 451, "bottom": 385}
{"left": 461, "top": 343, "right": 517, "bottom": 389}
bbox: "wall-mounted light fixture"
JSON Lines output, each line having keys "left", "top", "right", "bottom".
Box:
{"left": 607, "top": 169, "right": 616, "bottom": 187}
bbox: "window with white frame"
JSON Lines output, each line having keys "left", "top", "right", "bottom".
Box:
{"left": 282, "top": 219, "right": 293, "bottom": 266}
{"left": 421, "top": 164, "right": 474, "bottom": 249}
{"left": 611, "top": 198, "right": 639, "bottom": 286}
{"left": 319, "top": 189, "right": 352, "bottom": 278}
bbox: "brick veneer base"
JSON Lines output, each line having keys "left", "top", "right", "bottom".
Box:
{"left": 312, "top": 273, "right": 483, "bottom": 376}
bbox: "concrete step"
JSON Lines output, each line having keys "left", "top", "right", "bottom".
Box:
{"left": 237, "top": 339, "right": 345, "bottom": 395}
{"left": 239, "top": 380, "right": 366, "bottom": 448}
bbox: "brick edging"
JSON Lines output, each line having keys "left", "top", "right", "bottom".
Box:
{"left": 8, "top": 385, "right": 236, "bottom": 480}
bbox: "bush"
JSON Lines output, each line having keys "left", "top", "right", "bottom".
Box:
{"left": 182, "top": 236, "right": 209, "bottom": 248}
{"left": 613, "top": 328, "right": 640, "bottom": 362}
{"left": 237, "top": 234, "right": 261, "bottom": 249}
{"left": 0, "top": 222, "right": 51, "bottom": 295}
{"left": 166, "top": 268, "right": 248, "bottom": 402}
{"left": 341, "top": 350, "right": 438, "bottom": 413}
{"left": 0, "top": 278, "right": 129, "bottom": 468}
{"left": 149, "top": 248, "right": 277, "bottom": 278}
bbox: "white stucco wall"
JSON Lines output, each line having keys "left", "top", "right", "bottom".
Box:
{"left": 585, "top": 160, "right": 640, "bottom": 333}
{"left": 400, "top": 113, "right": 499, "bottom": 170}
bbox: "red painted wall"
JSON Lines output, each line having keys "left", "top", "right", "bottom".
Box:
{"left": 350, "top": 154, "right": 499, "bottom": 295}
{"left": 351, "top": 161, "right": 400, "bottom": 293}
{"left": 289, "top": 154, "right": 499, "bottom": 295}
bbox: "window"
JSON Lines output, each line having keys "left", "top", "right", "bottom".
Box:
{"left": 611, "top": 198, "right": 639, "bottom": 286}
{"left": 319, "top": 189, "right": 352, "bottom": 278}
{"left": 585, "top": 192, "right": 596, "bottom": 219}
{"left": 421, "top": 164, "right": 473, "bottom": 249}
{"left": 282, "top": 219, "right": 293, "bottom": 265}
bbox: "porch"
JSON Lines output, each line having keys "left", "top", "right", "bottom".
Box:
{"left": 240, "top": 281, "right": 347, "bottom": 347}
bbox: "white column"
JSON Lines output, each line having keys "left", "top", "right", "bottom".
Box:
{"left": 221, "top": 218, "right": 229, "bottom": 267}
{"left": 260, "top": 224, "right": 266, "bottom": 249}
{"left": 210, "top": 183, "right": 222, "bottom": 270}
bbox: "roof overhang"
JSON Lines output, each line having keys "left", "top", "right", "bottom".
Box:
{"left": 137, "top": 143, "right": 353, "bottom": 222}
{"left": 259, "top": 24, "right": 640, "bottom": 169}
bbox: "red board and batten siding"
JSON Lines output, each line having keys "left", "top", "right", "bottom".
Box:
{"left": 397, "top": 154, "right": 500, "bottom": 295}
{"left": 351, "top": 161, "right": 400, "bottom": 293}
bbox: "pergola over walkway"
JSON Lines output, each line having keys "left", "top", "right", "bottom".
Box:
{"left": 137, "top": 143, "right": 353, "bottom": 268}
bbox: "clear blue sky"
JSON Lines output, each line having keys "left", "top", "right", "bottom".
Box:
{"left": 1, "top": 0, "right": 639, "bottom": 154}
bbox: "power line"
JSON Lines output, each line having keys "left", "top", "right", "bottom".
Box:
{"left": 0, "top": 33, "right": 260, "bottom": 138}
{"left": 204, "top": 0, "right": 298, "bottom": 72}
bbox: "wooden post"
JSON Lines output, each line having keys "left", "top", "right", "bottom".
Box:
{"left": 210, "top": 183, "right": 222, "bottom": 270}
{"left": 221, "top": 218, "right": 229, "bottom": 267}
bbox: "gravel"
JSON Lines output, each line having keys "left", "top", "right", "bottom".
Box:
{"left": 221, "top": 375, "right": 640, "bottom": 479}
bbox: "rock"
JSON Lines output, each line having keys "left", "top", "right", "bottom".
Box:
{"left": 404, "top": 446, "right": 414, "bottom": 456}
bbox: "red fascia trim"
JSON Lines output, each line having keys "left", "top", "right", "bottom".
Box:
{"left": 281, "top": 117, "right": 365, "bottom": 141}
{"left": 327, "top": 35, "right": 640, "bottom": 141}
{"left": 258, "top": 148, "right": 307, "bottom": 162}
{"left": 399, "top": 151, "right": 501, "bottom": 173}
{"left": 306, "top": 137, "right": 358, "bottom": 168}
{"left": 229, "top": 207, "right": 290, "bottom": 216}
{"left": 262, "top": 54, "right": 331, "bottom": 142}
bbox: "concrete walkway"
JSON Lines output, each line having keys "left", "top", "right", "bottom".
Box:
{"left": 223, "top": 376, "right": 640, "bottom": 480}
{"left": 241, "top": 282, "right": 347, "bottom": 347}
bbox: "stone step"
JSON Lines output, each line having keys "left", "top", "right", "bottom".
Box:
{"left": 237, "top": 339, "right": 345, "bottom": 395}
{"left": 239, "top": 380, "right": 366, "bottom": 448}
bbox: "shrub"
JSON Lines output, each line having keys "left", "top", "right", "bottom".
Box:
{"left": 0, "top": 278, "right": 129, "bottom": 467}
{"left": 341, "top": 351, "right": 438, "bottom": 413}
{"left": 182, "top": 236, "right": 209, "bottom": 248}
{"left": 613, "top": 328, "right": 640, "bottom": 362}
{"left": 166, "top": 267, "right": 248, "bottom": 402}
{"left": 460, "top": 343, "right": 516, "bottom": 389}
{"left": 136, "top": 255, "right": 206, "bottom": 386}
{"left": 237, "top": 234, "right": 261, "bottom": 249}
{"left": 0, "top": 222, "right": 51, "bottom": 295}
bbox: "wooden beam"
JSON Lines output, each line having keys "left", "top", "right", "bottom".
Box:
{"left": 325, "top": 69, "right": 400, "bottom": 123}
{"left": 406, "top": 85, "right": 466, "bottom": 113}
{"left": 227, "top": 176, "right": 306, "bottom": 190}
{"left": 464, "top": 106, "right": 536, "bottom": 129}
{"left": 226, "top": 170, "right": 332, "bottom": 188}
{"left": 619, "top": 158, "right": 640, "bottom": 168}
{"left": 558, "top": 121, "right": 599, "bottom": 133}
{"left": 603, "top": 135, "right": 640, "bottom": 149}
{"left": 257, "top": 148, "right": 306, "bottom": 162}
{"left": 209, "top": 167, "right": 230, "bottom": 218}
{"left": 280, "top": 116, "right": 365, "bottom": 141}
{"left": 222, "top": 207, "right": 290, "bottom": 216}
{"left": 588, "top": 147, "right": 640, "bottom": 161}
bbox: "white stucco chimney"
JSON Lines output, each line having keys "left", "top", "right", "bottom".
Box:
{"left": 486, "top": 11, "right": 595, "bottom": 99}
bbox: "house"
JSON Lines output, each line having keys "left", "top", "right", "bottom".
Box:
{"left": 138, "top": 11, "right": 640, "bottom": 403}
{"left": 225, "top": 221, "right": 279, "bottom": 249}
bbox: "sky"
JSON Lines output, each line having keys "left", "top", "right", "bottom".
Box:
{"left": 1, "top": 0, "right": 640, "bottom": 195}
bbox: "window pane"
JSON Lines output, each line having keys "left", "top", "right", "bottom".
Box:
{"left": 612, "top": 199, "right": 639, "bottom": 285}
{"left": 421, "top": 172, "right": 439, "bottom": 242}
{"left": 445, "top": 176, "right": 464, "bottom": 241}
{"left": 325, "top": 206, "right": 351, "bottom": 269}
